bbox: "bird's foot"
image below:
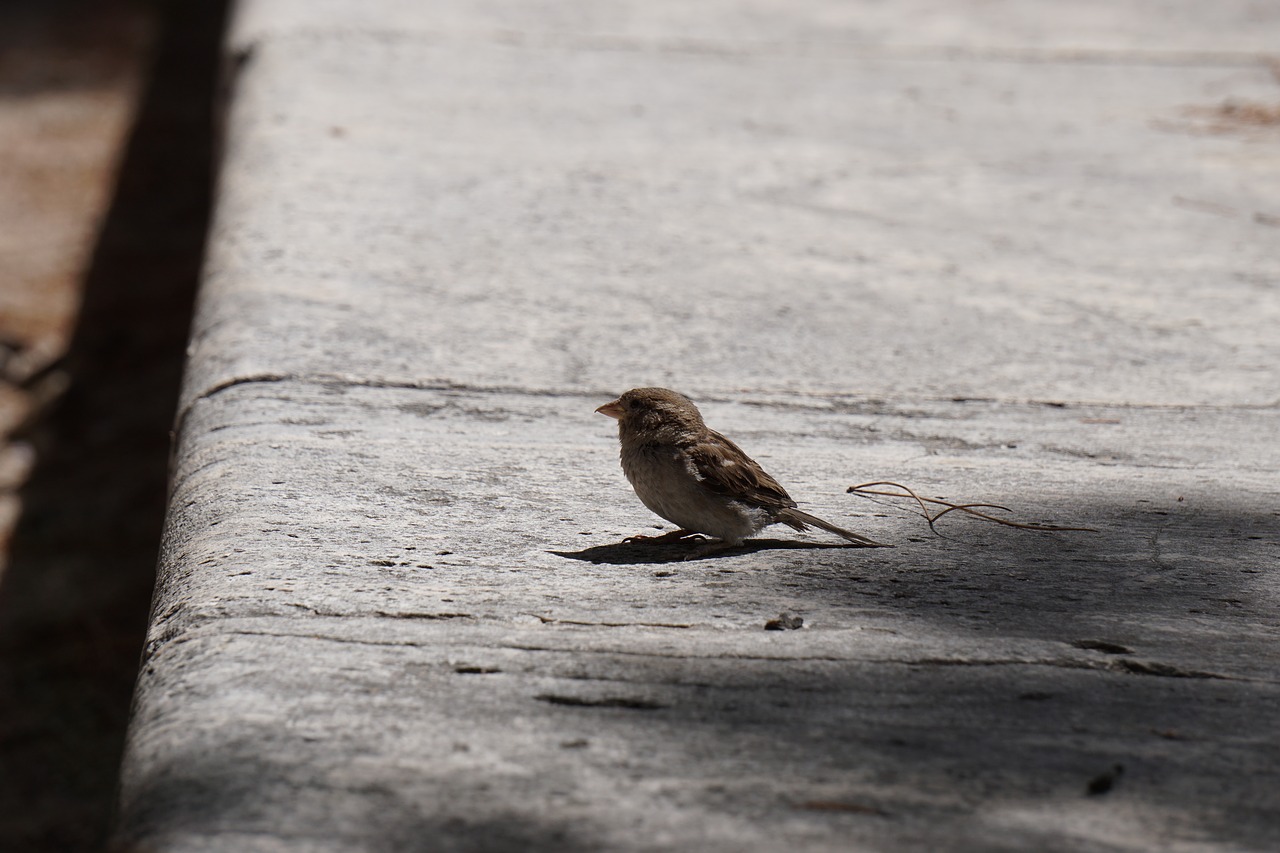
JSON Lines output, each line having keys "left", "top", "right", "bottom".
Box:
{"left": 623, "top": 528, "right": 703, "bottom": 545}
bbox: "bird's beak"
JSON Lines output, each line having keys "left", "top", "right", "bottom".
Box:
{"left": 595, "top": 399, "right": 624, "bottom": 419}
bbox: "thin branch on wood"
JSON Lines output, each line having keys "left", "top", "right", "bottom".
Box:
{"left": 847, "top": 481, "right": 1098, "bottom": 534}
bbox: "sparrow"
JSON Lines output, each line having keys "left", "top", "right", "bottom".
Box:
{"left": 596, "top": 387, "right": 886, "bottom": 551}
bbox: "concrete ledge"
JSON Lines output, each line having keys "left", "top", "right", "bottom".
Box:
{"left": 114, "top": 1, "right": 1280, "bottom": 850}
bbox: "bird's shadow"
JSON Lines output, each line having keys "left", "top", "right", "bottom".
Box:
{"left": 549, "top": 537, "right": 880, "bottom": 565}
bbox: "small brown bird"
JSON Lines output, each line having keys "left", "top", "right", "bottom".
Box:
{"left": 596, "top": 387, "right": 885, "bottom": 551}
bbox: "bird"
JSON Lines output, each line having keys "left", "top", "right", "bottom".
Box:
{"left": 596, "top": 387, "right": 886, "bottom": 553}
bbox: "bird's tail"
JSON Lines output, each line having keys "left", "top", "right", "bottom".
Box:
{"left": 778, "top": 508, "right": 889, "bottom": 547}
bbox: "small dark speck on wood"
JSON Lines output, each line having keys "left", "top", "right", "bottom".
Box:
{"left": 1087, "top": 764, "right": 1124, "bottom": 796}
{"left": 765, "top": 612, "right": 804, "bottom": 631}
{"left": 1018, "top": 691, "right": 1055, "bottom": 701}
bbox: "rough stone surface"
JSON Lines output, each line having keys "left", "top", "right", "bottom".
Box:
{"left": 115, "top": 1, "right": 1280, "bottom": 851}
{"left": 187, "top": 30, "right": 1280, "bottom": 410}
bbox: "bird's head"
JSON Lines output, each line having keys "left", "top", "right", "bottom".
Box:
{"left": 596, "top": 387, "right": 706, "bottom": 443}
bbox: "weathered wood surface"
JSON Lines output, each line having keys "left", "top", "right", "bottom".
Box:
{"left": 115, "top": 1, "right": 1280, "bottom": 850}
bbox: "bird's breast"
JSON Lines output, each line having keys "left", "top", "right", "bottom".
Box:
{"left": 619, "top": 442, "right": 765, "bottom": 543}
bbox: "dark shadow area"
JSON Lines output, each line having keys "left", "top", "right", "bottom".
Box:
{"left": 113, "top": 745, "right": 602, "bottom": 853}
{"left": 543, "top": 500, "right": 1279, "bottom": 848}
{"left": 776, "top": 499, "right": 1277, "bottom": 657}
{"left": 537, "top": 499, "right": 1280, "bottom": 847}
{"left": 0, "top": 0, "right": 228, "bottom": 848}
{"left": 552, "top": 536, "right": 877, "bottom": 565}
{"left": 0, "top": 0, "right": 149, "bottom": 97}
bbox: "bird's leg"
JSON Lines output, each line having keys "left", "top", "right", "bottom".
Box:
{"left": 623, "top": 528, "right": 702, "bottom": 545}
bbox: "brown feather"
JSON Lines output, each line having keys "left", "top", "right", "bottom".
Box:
{"left": 685, "top": 430, "right": 797, "bottom": 512}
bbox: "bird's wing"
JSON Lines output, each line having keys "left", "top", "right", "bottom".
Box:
{"left": 684, "top": 430, "right": 797, "bottom": 511}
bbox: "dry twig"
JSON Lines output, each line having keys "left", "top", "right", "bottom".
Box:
{"left": 847, "top": 481, "right": 1098, "bottom": 534}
